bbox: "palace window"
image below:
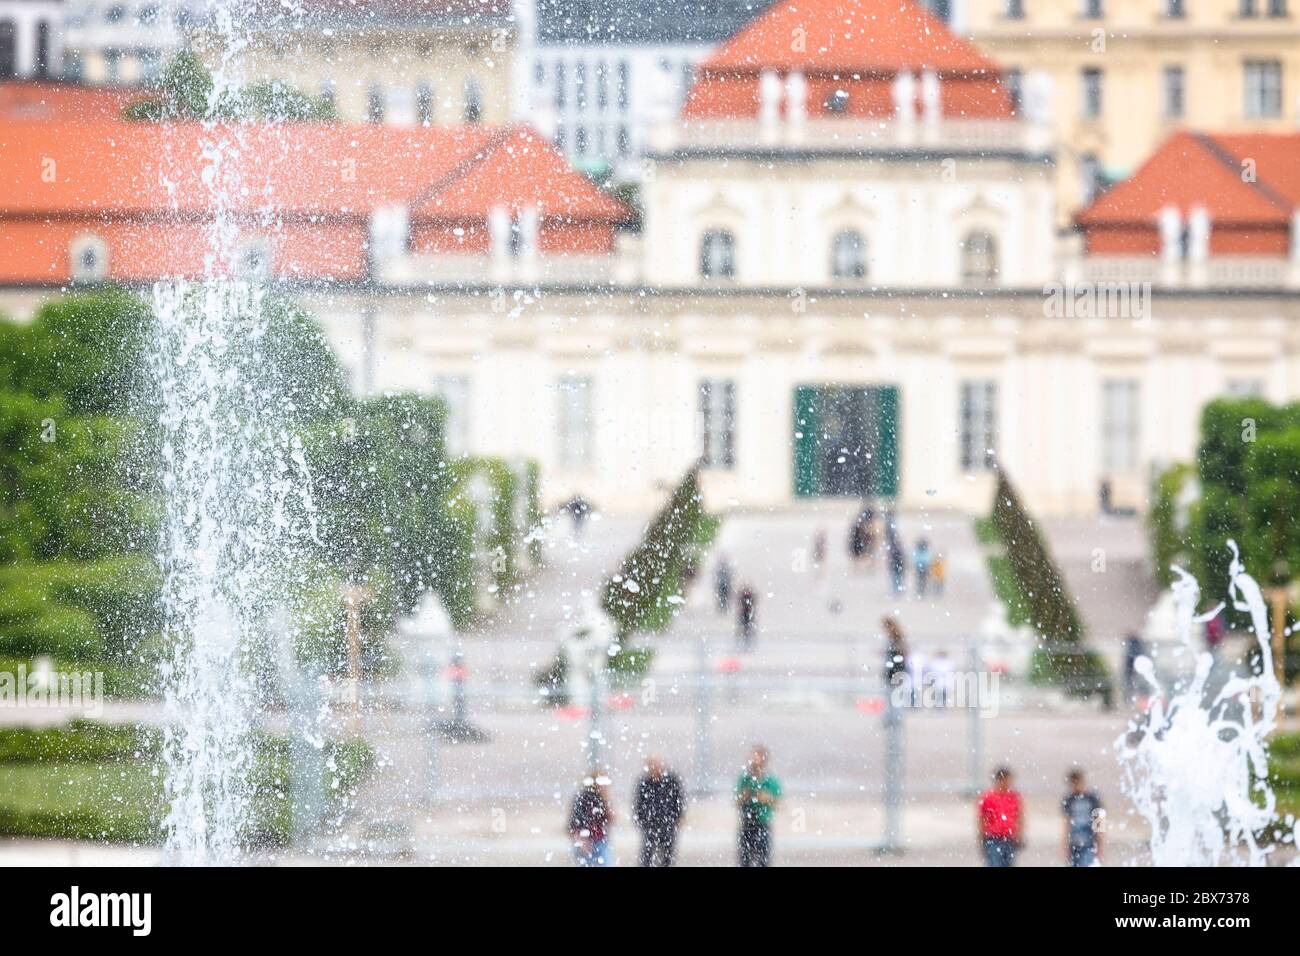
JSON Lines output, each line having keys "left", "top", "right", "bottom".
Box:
{"left": 1162, "top": 65, "right": 1185, "bottom": 119}
{"left": 1244, "top": 60, "right": 1283, "bottom": 118}
{"left": 1101, "top": 379, "right": 1140, "bottom": 475}
{"left": 960, "top": 231, "right": 999, "bottom": 286}
{"left": 557, "top": 375, "right": 594, "bottom": 470}
{"left": 1080, "top": 67, "right": 1103, "bottom": 119}
{"left": 959, "top": 381, "right": 997, "bottom": 472}
{"left": 432, "top": 375, "right": 472, "bottom": 456}
{"left": 700, "top": 229, "right": 736, "bottom": 280}
{"left": 699, "top": 379, "right": 737, "bottom": 469}
{"left": 830, "top": 229, "right": 868, "bottom": 280}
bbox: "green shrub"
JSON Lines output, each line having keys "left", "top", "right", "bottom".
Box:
{"left": 1149, "top": 463, "right": 1193, "bottom": 589}
{"left": 602, "top": 465, "right": 717, "bottom": 639}
{"left": 990, "top": 472, "right": 1085, "bottom": 644}
{"left": 0, "top": 722, "right": 375, "bottom": 846}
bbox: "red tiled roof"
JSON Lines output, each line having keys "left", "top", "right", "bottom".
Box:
{"left": 1076, "top": 131, "right": 1300, "bottom": 257}
{"left": 411, "top": 126, "right": 629, "bottom": 220}
{"left": 699, "top": 0, "right": 1002, "bottom": 74}
{"left": 0, "top": 82, "right": 144, "bottom": 122}
{"left": 0, "top": 119, "right": 630, "bottom": 283}
{"left": 1077, "top": 131, "right": 1299, "bottom": 228}
{"left": 683, "top": 0, "right": 1010, "bottom": 120}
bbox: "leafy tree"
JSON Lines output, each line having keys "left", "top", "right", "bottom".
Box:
{"left": 124, "top": 51, "right": 336, "bottom": 123}
{"left": 303, "top": 393, "right": 475, "bottom": 630}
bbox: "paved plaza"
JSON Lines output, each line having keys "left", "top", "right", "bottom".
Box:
{"left": 341, "top": 503, "right": 1168, "bottom": 866}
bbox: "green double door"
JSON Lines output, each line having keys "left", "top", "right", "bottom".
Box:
{"left": 793, "top": 385, "right": 899, "bottom": 499}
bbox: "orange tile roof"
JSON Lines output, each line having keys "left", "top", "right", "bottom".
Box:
{"left": 0, "top": 118, "right": 630, "bottom": 283}
{"left": 411, "top": 126, "right": 629, "bottom": 221}
{"left": 699, "top": 0, "right": 1003, "bottom": 75}
{"left": 682, "top": 0, "right": 1010, "bottom": 120}
{"left": 1077, "top": 131, "right": 1299, "bottom": 228}
{"left": 0, "top": 82, "right": 144, "bottom": 122}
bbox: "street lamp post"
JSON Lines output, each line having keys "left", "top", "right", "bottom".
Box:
{"left": 1267, "top": 559, "right": 1291, "bottom": 688}
{"left": 879, "top": 688, "right": 904, "bottom": 854}
{"left": 693, "top": 632, "right": 713, "bottom": 796}
{"left": 966, "top": 632, "right": 984, "bottom": 798}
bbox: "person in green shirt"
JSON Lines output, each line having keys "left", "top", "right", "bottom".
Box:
{"left": 735, "top": 745, "right": 782, "bottom": 867}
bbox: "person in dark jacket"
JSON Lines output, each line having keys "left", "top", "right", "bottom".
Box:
{"left": 632, "top": 756, "right": 686, "bottom": 867}
{"left": 568, "top": 770, "right": 614, "bottom": 867}
{"left": 737, "top": 585, "right": 758, "bottom": 649}
{"left": 714, "top": 556, "right": 733, "bottom": 614}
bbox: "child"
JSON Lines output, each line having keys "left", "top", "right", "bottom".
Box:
{"left": 977, "top": 766, "right": 1023, "bottom": 867}
{"left": 930, "top": 552, "right": 946, "bottom": 597}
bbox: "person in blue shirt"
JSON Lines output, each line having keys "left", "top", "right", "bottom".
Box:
{"left": 1061, "top": 767, "right": 1104, "bottom": 867}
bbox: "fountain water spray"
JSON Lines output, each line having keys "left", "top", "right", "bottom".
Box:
{"left": 152, "top": 0, "right": 318, "bottom": 861}
{"left": 1117, "top": 541, "right": 1288, "bottom": 866}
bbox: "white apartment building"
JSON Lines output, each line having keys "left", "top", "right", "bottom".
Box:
{"left": 515, "top": 0, "right": 773, "bottom": 179}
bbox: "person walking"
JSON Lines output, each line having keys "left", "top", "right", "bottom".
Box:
{"left": 632, "top": 756, "right": 686, "bottom": 867}
{"left": 563, "top": 495, "right": 591, "bottom": 537}
{"left": 930, "top": 551, "right": 947, "bottom": 598}
{"left": 568, "top": 769, "right": 614, "bottom": 867}
{"left": 882, "top": 617, "right": 909, "bottom": 690}
{"left": 887, "top": 531, "right": 906, "bottom": 595}
{"left": 1061, "top": 767, "right": 1103, "bottom": 867}
{"left": 849, "top": 516, "right": 868, "bottom": 572}
{"left": 811, "top": 528, "right": 828, "bottom": 581}
{"left": 1122, "top": 631, "right": 1146, "bottom": 702}
{"left": 977, "top": 766, "right": 1023, "bottom": 867}
{"left": 714, "top": 556, "right": 733, "bottom": 615}
{"left": 913, "top": 538, "right": 933, "bottom": 598}
{"left": 736, "top": 585, "right": 758, "bottom": 650}
{"left": 735, "top": 746, "right": 782, "bottom": 867}
{"left": 1204, "top": 611, "right": 1224, "bottom": 662}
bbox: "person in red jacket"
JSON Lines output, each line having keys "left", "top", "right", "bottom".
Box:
{"left": 977, "top": 766, "right": 1023, "bottom": 867}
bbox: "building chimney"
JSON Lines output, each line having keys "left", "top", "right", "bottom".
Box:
{"left": 1290, "top": 208, "right": 1300, "bottom": 289}
{"left": 1187, "top": 206, "right": 1211, "bottom": 263}
{"left": 489, "top": 206, "right": 512, "bottom": 263}
{"left": 892, "top": 71, "right": 917, "bottom": 125}
{"left": 1158, "top": 205, "right": 1183, "bottom": 286}
{"left": 785, "top": 71, "right": 807, "bottom": 122}
{"left": 518, "top": 206, "right": 540, "bottom": 259}
{"left": 920, "top": 70, "right": 942, "bottom": 125}
{"left": 1158, "top": 206, "right": 1183, "bottom": 264}
{"left": 368, "top": 204, "right": 409, "bottom": 278}
{"left": 759, "top": 69, "right": 782, "bottom": 142}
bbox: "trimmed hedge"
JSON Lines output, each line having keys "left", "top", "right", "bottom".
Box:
{"left": 991, "top": 472, "right": 1085, "bottom": 644}
{"left": 988, "top": 472, "right": 1110, "bottom": 697}
{"left": 602, "top": 465, "right": 717, "bottom": 639}
{"left": 0, "top": 721, "right": 374, "bottom": 846}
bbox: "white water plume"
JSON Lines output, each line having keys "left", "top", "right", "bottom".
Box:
{"left": 1117, "top": 541, "right": 1289, "bottom": 866}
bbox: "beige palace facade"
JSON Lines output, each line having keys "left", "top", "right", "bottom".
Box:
{"left": 964, "top": 0, "right": 1300, "bottom": 223}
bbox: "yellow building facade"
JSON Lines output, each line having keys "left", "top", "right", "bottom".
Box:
{"left": 965, "top": 0, "right": 1300, "bottom": 223}
{"left": 197, "top": 15, "right": 516, "bottom": 127}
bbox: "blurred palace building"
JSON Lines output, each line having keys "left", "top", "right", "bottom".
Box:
{"left": 1, "top": 0, "right": 1299, "bottom": 514}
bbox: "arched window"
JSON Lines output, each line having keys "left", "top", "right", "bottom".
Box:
{"left": 830, "top": 229, "right": 867, "bottom": 280}
{"left": 699, "top": 229, "right": 736, "bottom": 279}
{"left": 70, "top": 235, "right": 108, "bottom": 283}
{"left": 960, "top": 231, "right": 998, "bottom": 286}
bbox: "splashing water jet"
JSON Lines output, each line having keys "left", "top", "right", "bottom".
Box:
{"left": 151, "top": 0, "right": 318, "bottom": 862}
{"left": 1117, "top": 541, "right": 1288, "bottom": 866}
